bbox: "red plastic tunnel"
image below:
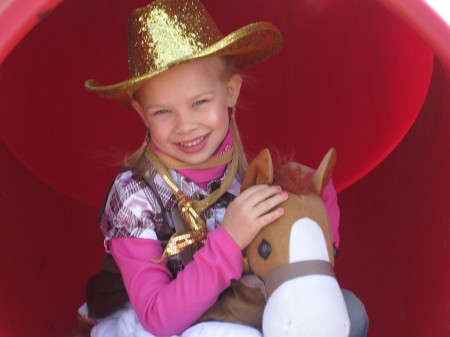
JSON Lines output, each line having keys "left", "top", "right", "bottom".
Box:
{"left": 0, "top": 0, "right": 449, "bottom": 336}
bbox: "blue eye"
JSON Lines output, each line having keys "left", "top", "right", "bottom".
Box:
{"left": 193, "top": 99, "right": 207, "bottom": 107}
{"left": 154, "top": 109, "right": 169, "bottom": 115}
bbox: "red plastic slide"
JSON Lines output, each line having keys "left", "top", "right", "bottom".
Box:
{"left": 0, "top": 0, "right": 448, "bottom": 336}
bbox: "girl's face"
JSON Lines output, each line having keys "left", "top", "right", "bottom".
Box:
{"left": 132, "top": 57, "right": 242, "bottom": 164}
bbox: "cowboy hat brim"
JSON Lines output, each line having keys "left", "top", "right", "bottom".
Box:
{"left": 84, "top": 22, "right": 283, "bottom": 104}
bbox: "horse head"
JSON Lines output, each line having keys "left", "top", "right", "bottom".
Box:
{"left": 241, "top": 148, "right": 350, "bottom": 337}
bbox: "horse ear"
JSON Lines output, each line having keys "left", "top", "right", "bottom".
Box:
{"left": 311, "top": 148, "right": 337, "bottom": 195}
{"left": 241, "top": 149, "right": 273, "bottom": 192}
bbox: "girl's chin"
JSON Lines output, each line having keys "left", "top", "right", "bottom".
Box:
{"left": 174, "top": 152, "right": 212, "bottom": 165}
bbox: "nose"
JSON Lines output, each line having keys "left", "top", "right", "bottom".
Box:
{"left": 174, "top": 109, "right": 197, "bottom": 133}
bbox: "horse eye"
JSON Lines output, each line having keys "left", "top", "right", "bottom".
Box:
{"left": 258, "top": 239, "right": 272, "bottom": 260}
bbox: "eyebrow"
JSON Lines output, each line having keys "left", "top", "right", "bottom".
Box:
{"left": 143, "top": 91, "right": 215, "bottom": 110}
{"left": 192, "top": 91, "right": 215, "bottom": 100}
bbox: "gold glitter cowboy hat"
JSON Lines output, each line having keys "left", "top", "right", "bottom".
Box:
{"left": 85, "top": 0, "right": 283, "bottom": 102}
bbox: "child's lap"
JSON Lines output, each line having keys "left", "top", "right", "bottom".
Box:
{"left": 91, "top": 306, "right": 262, "bottom": 337}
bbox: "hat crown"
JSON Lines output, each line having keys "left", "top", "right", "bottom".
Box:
{"left": 128, "top": 0, "right": 223, "bottom": 78}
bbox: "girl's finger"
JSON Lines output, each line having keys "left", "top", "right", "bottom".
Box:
{"left": 242, "top": 185, "right": 283, "bottom": 205}
{"left": 253, "top": 190, "right": 288, "bottom": 213}
{"left": 238, "top": 184, "right": 278, "bottom": 200}
{"left": 256, "top": 207, "right": 285, "bottom": 229}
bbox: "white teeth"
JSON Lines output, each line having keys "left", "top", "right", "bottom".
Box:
{"left": 179, "top": 136, "right": 204, "bottom": 147}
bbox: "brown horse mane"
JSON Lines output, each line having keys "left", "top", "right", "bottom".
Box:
{"left": 272, "top": 154, "right": 314, "bottom": 195}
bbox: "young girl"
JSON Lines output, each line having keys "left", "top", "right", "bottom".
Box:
{"left": 80, "top": 1, "right": 368, "bottom": 336}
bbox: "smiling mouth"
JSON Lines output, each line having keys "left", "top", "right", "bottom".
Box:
{"left": 178, "top": 135, "right": 206, "bottom": 147}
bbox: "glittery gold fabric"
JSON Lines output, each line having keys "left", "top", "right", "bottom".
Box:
{"left": 128, "top": 0, "right": 222, "bottom": 78}
{"left": 85, "top": 0, "right": 283, "bottom": 102}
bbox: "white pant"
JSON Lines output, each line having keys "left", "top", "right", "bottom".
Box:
{"left": 90, "top": 306, "right": 262, "bottom": 337}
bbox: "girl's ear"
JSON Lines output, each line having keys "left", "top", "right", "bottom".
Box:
{"left": 131, "top": 98, "right": 143, "bottom": 117}
{"left": 227, "top": 74, "right": 243, "bottom": 107}
{"left": 131, "top": 99, "right": 148, "bottom": 126}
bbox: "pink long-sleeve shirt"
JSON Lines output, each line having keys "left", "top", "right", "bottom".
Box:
{"left": 110, "top": 227, "right": 242, "bottom": 336}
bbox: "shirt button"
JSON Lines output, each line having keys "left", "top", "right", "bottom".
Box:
{"left": 204, "top": 208, "right": 214, "bottom": 219}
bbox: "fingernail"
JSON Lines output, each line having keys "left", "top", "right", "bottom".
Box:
{"left": 281, "top": 191, "right": 288, "bottom": 198}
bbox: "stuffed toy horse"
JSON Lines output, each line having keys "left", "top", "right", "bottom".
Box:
{"left": 200, "top": 148, "right": 350, "bottom": 337}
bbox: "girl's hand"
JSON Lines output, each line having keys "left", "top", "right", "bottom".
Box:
{"left": 222, "top": 185, "right": 288, "bottom": 249}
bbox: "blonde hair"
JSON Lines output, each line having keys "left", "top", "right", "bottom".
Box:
{"left": 124, "top": 55, "right": 249, "bottom": 178}
{"left": 230, "top": 117, "right": 248, "bottom": 179}
{"left": 123, "top": 134, "right": 148, "bottom": 169}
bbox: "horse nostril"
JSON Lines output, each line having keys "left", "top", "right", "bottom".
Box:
{"left": 258, "top": 239, "right": 272, "bottom": 260}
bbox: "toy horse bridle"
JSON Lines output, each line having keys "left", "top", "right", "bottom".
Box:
{"left": 263, "top": 260, "right": 335, "bottom": 296}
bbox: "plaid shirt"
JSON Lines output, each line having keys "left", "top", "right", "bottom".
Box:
{"left": 99, "top": 161, "right": 241, "bottom": 274}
